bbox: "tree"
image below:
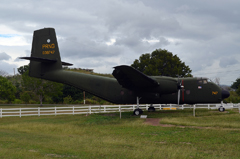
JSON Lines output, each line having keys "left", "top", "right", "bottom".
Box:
{"left": 0, "top": 76, "right": 16, "bottom": 102}
{"left": 224, "top": 91, "right": 240, "bottom": 103}
{"left": 236, "top": 86, "right": 240, "bottom": 96}
{"left": 62, "top": 85, "right": 84, "bottom": 101}
{"left": 18, "top": 65, "right": 29, "bottom": 75}
{"left": 21, "top": 70, "right": 63, "bottom": 106}
{"left": 6, "top": 74, "right": 23, "bottom": 99}
{"left": 231, "top": 78, "right": 240, "bottom": 89}
{"left": 20, "top": 91, "right": 31, "bottom": 103}
{"left": 52, "top": 84, "right": 95, "bottom": 104}
{"left": 131, "top": 49, "right": 192, "bottom": 77}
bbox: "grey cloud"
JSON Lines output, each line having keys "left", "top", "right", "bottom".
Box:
{"left": 115, "top": 37, "right": 142, "bottom": 47}
{"left": 14, "top": 50, "right": 30, "bottom": 62}
{"left": 0, "top": 52, "right": 11, "bottom": 61}
{"left": 219, "top": 57, "right": 238, "bottom": 68}
{"left": 101, "top": 1, "right": 181, "bottom": 39}
{"left": 0, "top": 61, "right": 17, "bottom": 74}
{"left": 58, "top": 36, "right": 125, "bottom": 61}
{"left": 0, "top": 0, "right": 239, "bottom": 85}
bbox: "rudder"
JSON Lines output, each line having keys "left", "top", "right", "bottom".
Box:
{"left": 20, "top": 28, "right": 72, "bottom": 78}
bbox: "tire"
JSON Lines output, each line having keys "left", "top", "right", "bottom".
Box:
{"left": 218, "top": 106, "right": 225, "bottom": 112}
{"left": 148, "top": 107, "right": 155, "bottom": 112}
{"left": 133, "top": 109, "right": 143, "bottom": 115}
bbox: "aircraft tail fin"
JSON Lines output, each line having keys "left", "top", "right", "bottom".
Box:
{"left": 20, "top": 28, "right": 72, "bottom": 78}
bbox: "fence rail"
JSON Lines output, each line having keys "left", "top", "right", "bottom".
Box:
{"left": 0, "top": 103, "right": 239, "bottom": 118}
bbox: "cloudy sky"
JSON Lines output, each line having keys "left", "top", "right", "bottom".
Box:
{"left": 0, "top": 0, "right": 239, "bottom": 85}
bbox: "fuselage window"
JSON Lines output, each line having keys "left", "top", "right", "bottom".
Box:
{"left": 207, "top": 79, "right": 212, "bottom": 82}
{"left": 203, "top": 80, "right": 207, "bottom": 84}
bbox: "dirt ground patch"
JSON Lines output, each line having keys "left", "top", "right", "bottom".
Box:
{"left": 145, "top": 118, "right": 240, "bottom": 130}
{"left": 145, "top": 118, "right": 177, "bottom": 127}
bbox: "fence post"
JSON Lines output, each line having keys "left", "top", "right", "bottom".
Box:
{"left": 146, "top": 104, "right": 148, "bottom": 110}
{"left": 104, "top": 106, "right": 106, "bottom": 112}
{"left": 208, "top": 104, "right": 210, "bottom": 110}
{"left": 89, "top": 106, "right": 91, "bottom": 114}
{"left": 193, "top": 105, "right": 195, "bottom": 117}
{"left": 38, "top": 107, "right": 40, "bottom": 116}
{"left": 73, "top": 106, "right": 75, "bottom": 115}
{"left": 239, "top": 105, "right": 240, "bottom": 114}
{"left": 55, "top": 107, "right": 57, "bottom": 116}
{"left": 0, "top": 108, "right": 2, "bottom": 118}
{"left": 182, "top": 104, "right": 184, "bottom": 110}
{"left": 160, "top": 104, "right": 161, "bottom": 110}
{"left": 20, "top": 108, "right": 21, "bottom": 118}
{"left": 170, "top": 104, "right": 172, "bottom": 110}
{"left": 120, "top": 105, "right": 121, "bottom": 119}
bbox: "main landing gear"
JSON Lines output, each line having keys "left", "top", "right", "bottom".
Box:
{"left": 133, "top": 98, "right": 156, "bottom": 115}
{"left": 133, "top": 97, "right": 143, "bottom": 116}
{"left": 148, "top": 104, "right": 155, "bottom": 112}
{"left": 133, "top": 108, "right": 143, "bottom": 116}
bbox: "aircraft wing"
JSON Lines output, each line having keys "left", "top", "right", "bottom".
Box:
{"left": 112, "top": 65, "right": 159, "bottom": 89}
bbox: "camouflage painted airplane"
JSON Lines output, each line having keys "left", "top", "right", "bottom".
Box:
{"left": 20, "top": 28, "right": 230, "bottom": 115}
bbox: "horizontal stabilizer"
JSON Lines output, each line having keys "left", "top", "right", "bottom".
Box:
{"left": 61, "top": 61, "right": 73, "bottom": 66}
{"left": 19, "top": 57, "right": 73, "bottom": 66}
{"left": 112, "top": 65, "right": 159, "bottom": 89}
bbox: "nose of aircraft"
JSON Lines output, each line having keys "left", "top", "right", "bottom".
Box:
{"left": 222, "top": 89, "right": 230, "bottom": 100}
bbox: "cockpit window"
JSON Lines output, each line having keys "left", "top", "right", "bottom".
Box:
{"left": 198, "top": 80, "right": 203, "bottom": 84}
{"left": 203, "top": 79, "right": 207, "bottom": 84}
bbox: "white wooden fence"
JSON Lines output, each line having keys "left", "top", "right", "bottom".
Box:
{"left": 0, "top": 103, "right": 239, "bottom": 118}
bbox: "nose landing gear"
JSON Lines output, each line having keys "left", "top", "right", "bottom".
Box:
{"left": 218, "top": 101, "right": 225, "bottom": 112}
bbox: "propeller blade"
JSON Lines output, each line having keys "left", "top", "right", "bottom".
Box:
{"left": 181, "top": 80, "right": 184, "bottom": 103}
{"left": 177, "top": 79, "right": 184, "bottom": 105}
{"left": 177, "top": 77, "right": 181, "bottom": 105}
{"left": 178, "top": 89, "right": 180, "bottom": 105}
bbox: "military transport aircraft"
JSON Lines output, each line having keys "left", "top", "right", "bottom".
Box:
{"left": 20, "top": 28, "right": 230, "bottom": 115}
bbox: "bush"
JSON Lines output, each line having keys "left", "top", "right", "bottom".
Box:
{"left": 20, "top": 92, "right": 31, "bottom": 104}
{"left": 43, "top": 96, "right": 54, "bottom": 104}
{"left": 0, "top": 100, "right": 8, "bottom": 104}
{"left": 29, "top": 100, "right": 37, "bottom": 104}
{"left": 71, "top": 100, "right": 83, "bottom": 104}
{"left": 85, "top": 98, "right": 99, "bottom": 104}
{"left": 12, "top": 99, "right": 23, "bottom": 104}
{"left": 63, "top": 95, "right": 73, "bottom": 104}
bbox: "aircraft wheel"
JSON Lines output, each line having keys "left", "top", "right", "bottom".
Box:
{"left": 133, "top": 109, "right": 143, "bottom": 116}
{"left": 148, "top": 107, "right": 155, "bottom": 112}
{"left": 218, "top": 106, "right": 225, "bottom": 112}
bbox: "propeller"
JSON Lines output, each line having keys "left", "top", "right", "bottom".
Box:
{"left": 177, "top": 78, "right": 184, "bottom": 106}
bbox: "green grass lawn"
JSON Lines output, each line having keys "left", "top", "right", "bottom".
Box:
{"left": 0, "top": 109, "right": 240, "bottom": 158}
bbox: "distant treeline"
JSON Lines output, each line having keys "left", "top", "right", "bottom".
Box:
{"left": 1, "top": 64, "right": 240, "bottom": 104}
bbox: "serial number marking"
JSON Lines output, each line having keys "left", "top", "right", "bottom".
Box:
{"left": 42, "top": 50, "right": 55, "bottom": 55}
{"left": 42, "top": 43, "right": 55, "bottom": 49}
{"left": 212, "top": 91, "right": 218, "bottom": 95}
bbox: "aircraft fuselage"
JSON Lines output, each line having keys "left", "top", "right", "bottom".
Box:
{"left": 42, "top": 69, "right": 222, "bottom": 104}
